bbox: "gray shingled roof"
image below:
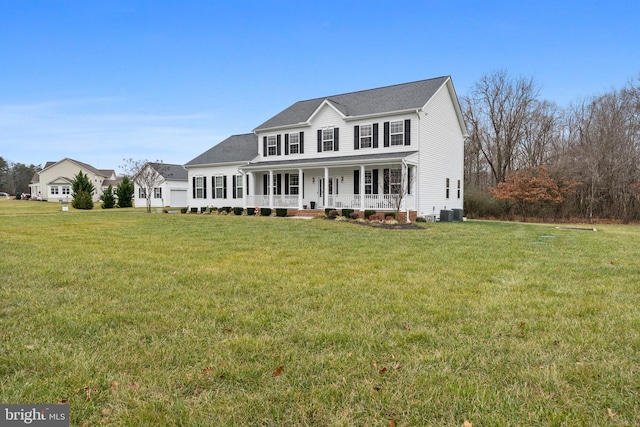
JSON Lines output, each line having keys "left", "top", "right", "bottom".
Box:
{"left": 185, "top": 133, "right": 258, "bottom": 166}
{"left": 149, "top": 163, "right": 188, "bottom": 181}
{"left": 254, "top": 76, "right": 450, "bottom": 131}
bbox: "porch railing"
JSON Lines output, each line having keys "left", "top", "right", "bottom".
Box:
{"left": 246, "top": 194, "right": 414, "bottom": 210}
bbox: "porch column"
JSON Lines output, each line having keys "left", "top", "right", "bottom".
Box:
{"left": 360, "top": 165, "right": 365, "bottom": 211}
{"left": 323, "top": 167, "right": 329, "bottom": 209}
{"left": 403, "top": 162, "right": 409, "bottom": 223}
{"left": 298, "top": 168, "right": 303, "bottom": 210}
{"left": 269, "top": 170, "right": 274, "bottom": 208}
{"left": 245, "top": 172, "right": 252, "bottom": 207}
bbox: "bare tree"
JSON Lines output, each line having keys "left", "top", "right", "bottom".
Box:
{"left": 121, "top": 159, "right": 166, "bottom": 213}
{"left": 384, "top": 165, "right": 415, "bottom": 222}
{"left": 463, "top": 70, "right": 540, "bottom": 185}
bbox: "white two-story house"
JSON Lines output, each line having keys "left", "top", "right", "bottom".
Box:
{"left": 185, "top": 76, "right": 467, "bottom": 220}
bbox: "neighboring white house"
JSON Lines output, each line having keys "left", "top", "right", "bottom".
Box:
{"left": 29, "top": 158, "right": 119, "bottom": 203}
{"left": 185, "top": 76, "right": 467, "bottom": 219}
{"left": 133, "top": 163, "right": 189, "bottom": 208}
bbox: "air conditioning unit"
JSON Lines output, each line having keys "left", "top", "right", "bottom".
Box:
{"left": 439, "top": 209, "right": 453, "bottom": 222}
{"left": 452, "top": 208, "right": 464, "bottom": 222}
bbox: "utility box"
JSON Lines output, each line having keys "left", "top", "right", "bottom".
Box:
{"left": 439, "top": 209, "right": 453, "bottom": 222}
{"left": 424, "top": 214, "right": 437, "bottom": 222}
{"left": 61, "top": 200, "right": 69, "bottom": 212}
{"left": 452, "top": 208, "right": 464, "bottom": 222}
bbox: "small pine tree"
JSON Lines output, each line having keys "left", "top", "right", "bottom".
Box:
{"left": 72, "top": 190, "right": 94, "bottom": 209}
{"left": 115, "top": 176, "right": 134, "bottom": 208}
{"left": 71, "top": 171, "right": 96, "bottom": 210}
{"left": 100, "top": 184, "right": 115, "bottom": 209}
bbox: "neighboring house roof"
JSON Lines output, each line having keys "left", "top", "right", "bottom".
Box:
{"left": 185, "top": 133, "right": 259, "bottom": 167}
{"left": 148, "top": 163, "right": 188, "bottom": 181}
{"left": 39, "top": 158, "right": 113, "bottom": 178}
{"left": 102, "top": 178, "right": 123, "bottom": 187}
{"left": 241, "top": 151, "right": 418, "bottom": 170}
{"left": 254, "top": 76, "right": 450, "bottom": 131}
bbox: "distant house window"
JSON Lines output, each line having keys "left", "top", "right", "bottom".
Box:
{"left": 457, "top": 180, "right": 461, "bottom": 199}
{"left": 235, "top": 175, "right": 243, "bottom": 198}
{"left": 139, "top": 188, "right": 146, "bottom": 198}
{"left": 288, "top": 133, "right": 299, "bottom": 154}
{"left": 154, "top": 187, "right": 162, "bottom": 199}
{"left": 446, "top": 178, "right": 450, "bottom": 199}
{"left": 289, "top": 173, "right": 299, "bottom": 195}
{"left": 322, "top": 129, "right": 334, "bottom": 151}
{"left": 267, "top": 135, "right": 277, "bottom": 156}
{"left": 360, "top": 124, "right": 372, "bottom": 148}
{"left": 51, "top": 186, "right": 59, "bottom": 195}
{"left": 62, "top": 186, "right": 70, "bottom": 195}
{"left": 390, "top": 121, "right": 404, "bottom": 146}
{"left": 195, "top": 176, "right": 205, "bottom": 199}
{"left": 214, "top": 176, "right": 224, "bottom": 199}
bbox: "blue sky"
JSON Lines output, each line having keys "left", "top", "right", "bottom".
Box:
{"left": 1, "top": 0, "right": 639, "bottom": 172}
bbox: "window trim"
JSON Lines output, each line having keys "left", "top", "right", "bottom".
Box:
{"left": 214, "top": 175, "right": 224, "bottom": 199}
{"left": 154, "top": 187, "right": 162, "bottom": 199}
{"left": 390, "top": 120, "right": 404, "bottom": 146}
{"left": 195, "top": 176, "right": 205, "bottom": 199}
{"left": 322, "top": 129, "right": 334, "bottom": 152}
{"left": 288, "top": 132, "right": 299, "bottom": 154}
{"left": 267, "top": 135, "right": 277, "bottom": 156}
{"left": 360, "top": 124, "right": 373, "bottom": 149}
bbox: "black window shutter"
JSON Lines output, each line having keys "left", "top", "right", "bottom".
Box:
{"left": 203, "top": 176, "right": 207, "bottom": 199}
{"left": 284, "top": 134, "right": 289, "bottom": 155}
{"left": 302, "top": 172, "right": 305, "bottom": 198}
{"left": 232, "top": 175, "right": 236, "bottom": 199}
{"left": 407, "top": 167, "right": 412, "bottom": 195}
{"left": 334, "top": 128, "right": 339, "bottom": 151}
{"left": 276, "top": 174, "right": 281, "bottom": 195}
{"left": 373, "top": 169, "right": 379, "bottom": 194}
{"left": 354, "top": 125, "right": 360, "bottom": 150}
{"left": 317, "top": 129, "right": 322, "bottom": 152}
{"left": 353, "top": 170, "right": 359, "bottom": 194}
{"left": 263, "top": 136, "right": 267, "bottom": 157}
{"left": 299, "top": 132, "right": 304, "bottom": 153}
{"left": 263, "top": 175, "right": 268, "bottom": 195}
{"left": 284, "top": 173, "right": 289, "bottom": 195}
{"left": 211, "top": 177, "right": 216, "bottom": 199}
{"left": 383, "top": 169, "right": 390, "bottom": 194}
{"left": 383, "top": 122, "right": 390, "bottom": 147}
{"left": 373, "top": 123, "right": 379, "bottom": 148}
{"left": 192, "top": 177, "right": 196, "bottom": 198}
{"left": 404, "top": 119, "right": 411, "bottom": 145}
{"left": 246, "top": 174, "right": 249, "bottom": 195}
{"left": 223, "top": 175, "right": 227, "bottom": 198}
{"left": 277, "top": 134, "right": 281, "bottom": 155}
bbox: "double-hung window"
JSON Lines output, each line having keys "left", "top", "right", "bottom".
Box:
{"left": 457, "top": 180, "right": 461, "bottom": 199}
{"left": 446, "top": 178, "right": 450, "bottom": 199}
{"left": 322, "top": 129, "right": 334, "bottom": 151}
{"left": 139, "top": 188, "right": 146, "bottom": 198}
{"left": 390, "top": 121, "right": 404, "bottom": 146}
{"left": 195, "top": 176, "right": 205, "bottom": 199}
{"left": 235, "top": 175, "right": 243, "bottom": 198}
{"left": 62, "top": 186, "right": 70, "bottom": 195}
{"left": 214, "top": 176, "right": 224, "bottom": 199}
{"left": 364, "top": 170, "right": 373, "bottom": 195}
{"left": 267, "top": 136, "right": 277, "bottom": 156}
{"left": 288, "top": 133, "right": 299, "bottom": 154}
{"left": 360, "top": 124, "right": 372, "bottom": 148}
{"left": 389, "top": 168, "right": 402, "bottom": 194}
{"left": 289, "top": 174, "right": 299, "bottom": 195}
{"left": 51, "top": 186, "right": 59, "bottom": 195}
{"left": 154, "top": 188, "right": 162, "bottom": 199}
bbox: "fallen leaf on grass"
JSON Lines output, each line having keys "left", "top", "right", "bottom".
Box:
{"left": 402, "top": 323, "right": 410, "bottom": 330}
{"left": 392, "top": 362, "right": 402, "bottom": 370}
{"left": 272, "top": 365, "right": 284, "bottom": 377}
{"left": 463, "top": 421, "right": 473, "bottom": 427}
{"left": 388, "top": 416, "right": 396, "bottom": 426}
{"left": 126, "top": 382, "right": 139, "bottom": 390}
{"left": 111, "top": 381, "right": 119, "bottom": 389}
{"left": 101, "top": 408, "right": 111, "bottom": 415}
{"left": 222, "top": 327, "right": 233, "bottom": 333}
{"left": 378, "top": 367, "right": 387, "bottom": 375}
{"left": 607, "top": 408, "right": 616, "bottom": 419}
{"left": 203, "top": 367, "right": 213, "bottom": 374}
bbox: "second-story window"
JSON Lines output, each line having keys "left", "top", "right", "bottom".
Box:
{"left": 322, "top": 129, "right": 334, "bottom": 151}
{"left": 390, "top": 121, "right": 404, "bottom": 146}
{"left": 360, "top": 124, "right": 372, "bottom": 148}
{"left": 288, "top": 133, "right": 299, "bottom": 154}
{"left": 267, "top": 136, "right": 277, "bottom": 156}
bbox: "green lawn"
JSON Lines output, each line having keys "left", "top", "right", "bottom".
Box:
{"left": 1, "top": 199, "right": 639, "bottom": 426}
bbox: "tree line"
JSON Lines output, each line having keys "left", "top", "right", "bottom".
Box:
{"left": 463, "top": 69, "right": 640, "bottom": 222}
{"left": 0, "top": 157, "right": 40, "bottom": 195}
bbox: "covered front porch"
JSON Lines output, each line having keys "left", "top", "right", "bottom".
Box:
{"left": 240, "top": 152, "right": 418, "bottom": 213}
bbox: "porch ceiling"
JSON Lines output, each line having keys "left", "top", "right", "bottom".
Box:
{"left": 241, "top": 151, "right": 418, "bottom": 171}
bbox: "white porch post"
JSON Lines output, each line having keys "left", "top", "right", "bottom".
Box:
{"left": 360, "top": 165, "right": 365, "bottom": 211}
{"left": 403, "top": 161, "right": 409, "bottom": 223}
{"left": 323, "top": 167, "right": 329, "bottom": 208}
{"left": 269, "top": 170, "right": 274, "bottom": 208}
{"left": 245, "top": 172, "right": 252, "bottom": 207}
{"left": 298, "top": 168, "right": 303, "bottom": 210}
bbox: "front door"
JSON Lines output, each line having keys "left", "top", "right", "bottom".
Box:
{"left": 318, "top": 177, "right": 338, "bottom": 208}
